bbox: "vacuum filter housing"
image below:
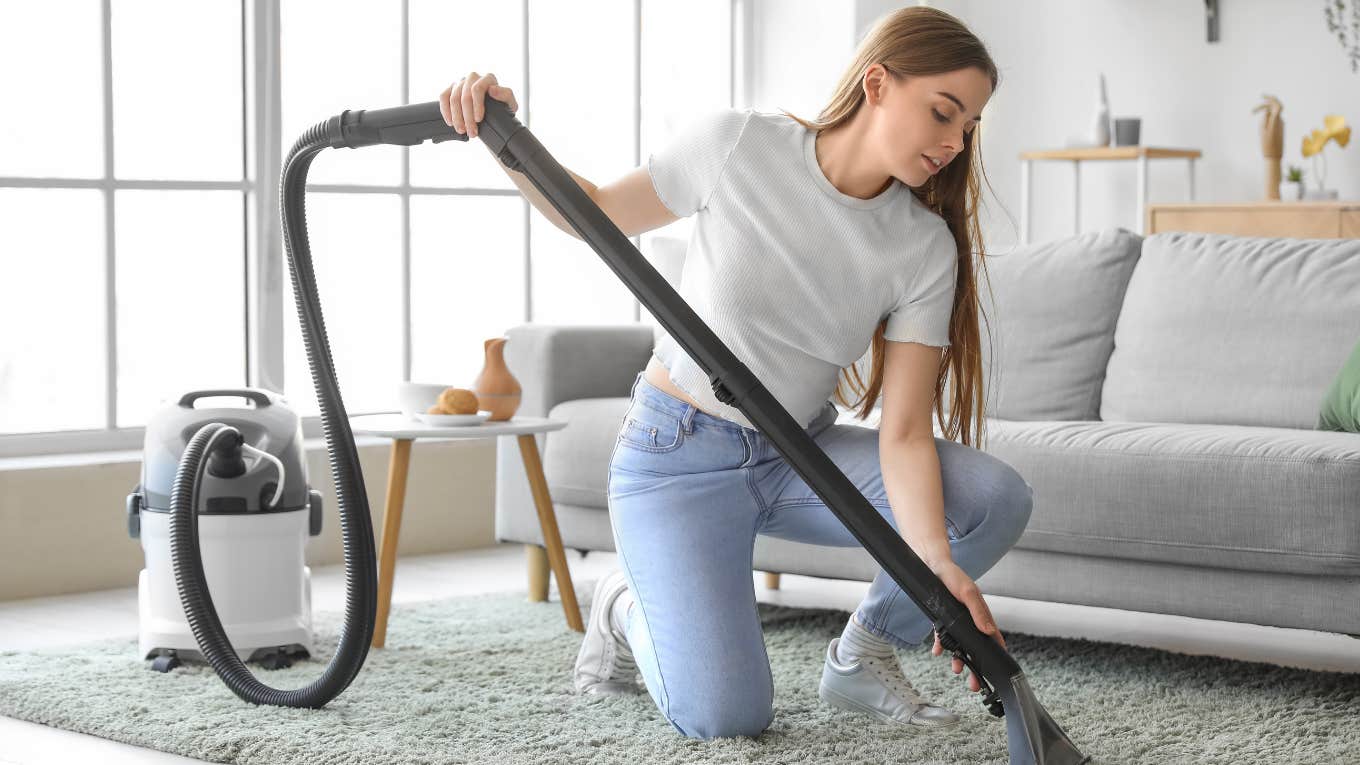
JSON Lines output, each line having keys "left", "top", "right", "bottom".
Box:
{"left": 126, "top": 388, "right": 324, "bottom": 668}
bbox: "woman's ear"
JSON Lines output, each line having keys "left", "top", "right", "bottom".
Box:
{"left": 862, "top": 63, "right": 888, "bottom": 107}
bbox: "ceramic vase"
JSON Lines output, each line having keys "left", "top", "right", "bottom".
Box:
{"left": 472, "top": 337, "right": 521, "bottom": 421}
{"left": 1090, "top": 73, "right": 1111, "bottom": 146}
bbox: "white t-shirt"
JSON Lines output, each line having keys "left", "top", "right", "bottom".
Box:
{"left": 648, "top": 106, "right": 958, "bottom": 431}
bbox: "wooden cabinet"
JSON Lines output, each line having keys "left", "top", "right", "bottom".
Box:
{"left": 1146, "top": 201, "right": 1360, "bottom": 238}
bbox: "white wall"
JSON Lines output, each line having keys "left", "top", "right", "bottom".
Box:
{"left": 747, "top": 0, "right": 857, "bottom": 117}
{"left": 769, "top": 0, "right": 1360, "bottom": 248}
{"left": 0, "top": 438, "right": 496, "bottom": 601}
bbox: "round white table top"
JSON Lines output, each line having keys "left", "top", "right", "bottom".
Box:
{"left": 348, "top": 413, "right": 568, "bottom": 439}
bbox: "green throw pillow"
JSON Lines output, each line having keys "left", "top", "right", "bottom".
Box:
{"left": 1318, "top": 337, "right": 1360, "bottom": 432}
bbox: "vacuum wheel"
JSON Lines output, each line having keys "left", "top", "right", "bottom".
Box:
{"left": 253, "top": 646, "right": 303, "bottom": 670}
{"left": 150, "top": 653, "right": 182, "bottom": 673}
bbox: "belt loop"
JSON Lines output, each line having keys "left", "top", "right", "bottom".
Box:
{"left": 681, "top": 405, "right": 697, "bottom": 434}
{"left": 740, "top": 427, "right": 756, "bottom": 467}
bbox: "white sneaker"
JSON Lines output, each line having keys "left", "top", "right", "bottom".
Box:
{"left": 818, "top": 637, "right": 961, "bottom": 729}
{"left": 572, "top": 570, "right": 641, "bottom": 695}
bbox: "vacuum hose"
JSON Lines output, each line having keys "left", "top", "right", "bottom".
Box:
{"left": 163, "top": 106, "right": 453, "bottom": 707}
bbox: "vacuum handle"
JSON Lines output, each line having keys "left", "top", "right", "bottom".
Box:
{"left": 332, "top": 99, "right": 524, "bottom": 160}
{"left": 334, "top": 101, "right": 470, "bottom": 148}
{"left": 177, "top": 388, "right": 278, "bottom": 410}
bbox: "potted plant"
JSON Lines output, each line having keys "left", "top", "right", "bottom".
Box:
{"left": 1281, "top": 165, "right": 1305, "bottom": 200}
{"left": 1301, "top": 115, "right": 1350, "bottom": 200}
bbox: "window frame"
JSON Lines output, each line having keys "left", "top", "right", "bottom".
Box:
{"left": 0, "top": 0, "right": 745, "bottom": 458}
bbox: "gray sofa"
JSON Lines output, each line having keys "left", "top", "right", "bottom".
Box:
{"left": 494, "top": 228, "right": 1360, "bottom": 639}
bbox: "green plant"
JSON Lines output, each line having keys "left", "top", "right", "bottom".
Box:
{"left": 1325, "top": 0, "right": 1360, "bottom": 72}
{"left": 1286, "top": 164, "right": 1305, "bottom": 183}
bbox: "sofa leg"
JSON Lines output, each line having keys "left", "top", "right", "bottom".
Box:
{"left": 527, "top": 544, "right": 549, "bottom": 602}
{"left": 763, "top": 572, "right": 781, "bottom": 590}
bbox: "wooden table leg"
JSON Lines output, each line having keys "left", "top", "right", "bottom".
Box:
{"left": 516, "top": 433, "right": 584, "bottom": 632}
{"left": 372, "top": 438, "right": 412, "bottom": 649}
{"left": 527, "top": 544, "right": 550, "bottom": 602}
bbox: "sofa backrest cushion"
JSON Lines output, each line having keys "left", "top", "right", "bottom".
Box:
{"left": 1101, "top": 232, "right": 1360, "bottom": 429}
{"left": 981, "top": 227, "right": 1144, "bottom": 420}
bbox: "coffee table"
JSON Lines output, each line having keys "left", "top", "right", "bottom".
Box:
{"left": 348, "top": 413, "right": 578, "bottom": 648}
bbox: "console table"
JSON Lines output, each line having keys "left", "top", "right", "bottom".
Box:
{"left": 1020, "top": 146, "right": 1202, "bottom": 243}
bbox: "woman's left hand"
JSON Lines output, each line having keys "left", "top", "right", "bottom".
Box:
{"left": 927, "top": 559, "right": 1006, "bottom": 693}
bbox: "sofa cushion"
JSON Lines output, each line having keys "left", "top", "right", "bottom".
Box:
{"left": 985, "top": 418, "right": 1360, "bottom": 576}
{"left": 980, "top": 228, "right": 1143, "bottom": 420}
{"left": 1318, "top": 336, "right": 1360, "bottom": 432}
{"left": 1101, "top": 233, "right": 1360, "bottom": 429}
{"left": 541, "top": 396, "right": 631, "bottom": 509}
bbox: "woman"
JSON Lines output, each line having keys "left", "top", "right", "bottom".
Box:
{"left": 440, "top": 5, "right": 1028, "bottom": 742}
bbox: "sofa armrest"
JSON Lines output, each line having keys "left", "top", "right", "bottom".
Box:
{"left": 505, "top": 323, "right": 655, "bottom": 417}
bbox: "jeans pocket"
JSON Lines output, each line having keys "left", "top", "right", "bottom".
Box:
{"left": 617, "top": 402, "right": 686, "bottom": 453}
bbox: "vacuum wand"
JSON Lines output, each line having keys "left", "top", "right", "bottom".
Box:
{"left": 318, "top": 99, "right": 1089, "bottom": 763}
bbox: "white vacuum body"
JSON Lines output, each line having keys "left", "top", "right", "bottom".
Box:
{"left": 127, "top": 388, "right": 324, "bottom": 670}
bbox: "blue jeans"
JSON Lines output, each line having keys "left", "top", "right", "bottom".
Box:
{"left": 606, "top": 371, "right": 1034, "bottom": 740}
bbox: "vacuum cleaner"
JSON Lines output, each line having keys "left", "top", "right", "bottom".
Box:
{"left": 127, "top": 388, "right": 324, "bottom": 673}
{"left": 132, "top": 94, "right": 1090, "bottom": 763}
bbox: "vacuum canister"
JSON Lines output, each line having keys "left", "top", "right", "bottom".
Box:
{"left": 126, "top": 388, "right": 324, "bottom": 671}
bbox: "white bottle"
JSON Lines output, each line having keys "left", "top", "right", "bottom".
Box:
{"left": 1090, "top": 73, "right": 1110, "bottom": 146}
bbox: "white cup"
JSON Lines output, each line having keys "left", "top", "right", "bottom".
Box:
{"left": 397, "top": 382, "right": 457, "bottom": 419}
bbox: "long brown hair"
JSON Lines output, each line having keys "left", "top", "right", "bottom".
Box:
{"left": 782, "top": 6, "right": 999, "bottom": 449}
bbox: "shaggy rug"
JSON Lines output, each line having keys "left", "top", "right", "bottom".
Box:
{"left": 1, "top": 582, "right": 1357, "bottom": 764}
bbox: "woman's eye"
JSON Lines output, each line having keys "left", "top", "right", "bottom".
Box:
{"left": 932, "top": 108, "right": 950, "bottom": 124}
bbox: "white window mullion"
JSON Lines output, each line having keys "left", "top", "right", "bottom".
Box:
{"left": 522, "top": 0, "right": 532, "bottom": 324}
{"left": 401, "top": 0, "right": 412, "bottom": 383}
{"left": 240, "top": 0, "right": 251, "bottom": 387}
{"left": 632, "top": 0, "right": 642, "bottom": 324}
{"left": 249, "top": 0, "right": 284, "bottom": 398}
{"left": 101, "top": 0, "right": 116, "bottom": 430}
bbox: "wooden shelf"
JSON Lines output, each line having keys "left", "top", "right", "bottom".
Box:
{"left": 1020, "top": 146, "right": 1202, "bottom": 161}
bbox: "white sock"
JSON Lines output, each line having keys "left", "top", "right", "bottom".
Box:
{"left": 836, "top": 612, "right": 894, "bottom": 663}
{"left": 609, "top": 588, "right": 635, "bottom": 643}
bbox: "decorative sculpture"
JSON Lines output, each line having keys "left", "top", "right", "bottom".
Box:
{"left": 1252, "top": 94, "right": 1284, "bottom": 200}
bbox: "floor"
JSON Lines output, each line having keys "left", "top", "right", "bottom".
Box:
{"left": 3, "top": 542, "right": 1359, "bottom": 764}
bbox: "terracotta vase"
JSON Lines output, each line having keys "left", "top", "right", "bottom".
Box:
{"left": 472, "top": 337, "right": 521, "bottom": 421}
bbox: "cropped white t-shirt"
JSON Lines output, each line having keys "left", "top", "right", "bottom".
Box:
{"left": 647, "top": 107, "right": 958, "bottom": 430}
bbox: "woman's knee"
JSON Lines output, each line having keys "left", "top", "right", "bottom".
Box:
{"left": 956, "top": 451, "right": 1032, "bottom": 543}
{"left": 991, "top": 465, "right": 1033, "bottom": 544}
{"left": 667, "top": 690, "right": 774, "bottom": 740}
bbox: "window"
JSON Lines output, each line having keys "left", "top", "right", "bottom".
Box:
{"left": 0, "top": 0, "right": 248, "bottom": 450}
{"left": 0, "top": 0, "right": 737, "bottom": 457}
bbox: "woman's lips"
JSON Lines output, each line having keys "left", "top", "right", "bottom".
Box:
{"left": 921, "top": 154, "right": 942, "bottom": 175}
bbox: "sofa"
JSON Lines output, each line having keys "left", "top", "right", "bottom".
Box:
{"left": 493, "top": 228, "right": 1360, "bottom": 639}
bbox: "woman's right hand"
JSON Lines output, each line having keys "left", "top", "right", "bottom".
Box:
{"left": 927, "top": 558, "right": 1006, "bottom": 694}
{"left": 438, "top": 71, "right": 519, "bottom": 140}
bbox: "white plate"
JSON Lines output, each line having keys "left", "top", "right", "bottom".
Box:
{"left": 414, "top": 412, "right": 491, "bottom": 427}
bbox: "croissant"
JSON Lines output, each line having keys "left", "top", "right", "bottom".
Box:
{"left": 428, "top": 387, "right": 479, "bottom": 415}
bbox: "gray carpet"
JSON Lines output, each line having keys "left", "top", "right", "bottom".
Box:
{"left": 1, "top": 581, "right": 1357, "bottom": 765}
